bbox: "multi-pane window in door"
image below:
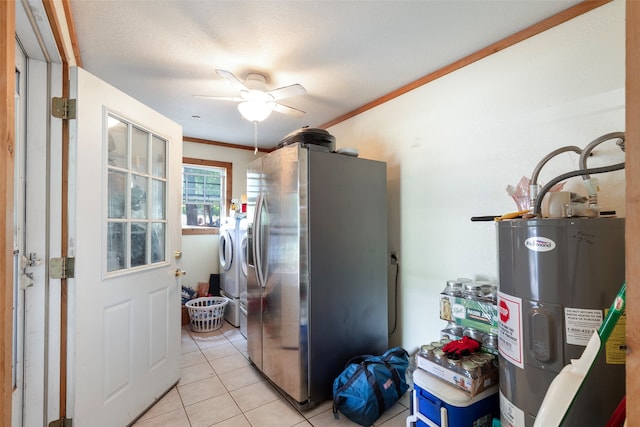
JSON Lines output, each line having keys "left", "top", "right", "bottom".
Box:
{"left": 106, "top": 113, "right": 167, "bottom": 273}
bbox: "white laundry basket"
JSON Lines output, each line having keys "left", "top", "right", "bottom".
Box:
{"left": 185, "top": 296, "right": 229, "bottom": 332}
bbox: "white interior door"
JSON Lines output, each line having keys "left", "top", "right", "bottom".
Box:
{"left": 68, "top": 66, "right": 183, "bottom": 426}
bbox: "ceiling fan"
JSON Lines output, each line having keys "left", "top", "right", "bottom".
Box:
{"left": 195, "top": 69, "right": 306, "bottom": 123}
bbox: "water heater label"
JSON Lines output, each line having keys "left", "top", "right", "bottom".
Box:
{"left": 605, "top": 307, "right": 627, "bottom": 365}
{"left": 524, "top": 236, "right": 556, "bottom": 252}
{"left": 498, "top": 291, "right": 524, "bottom": 369}
{"left": 565, "top": 307, "right": 603, "bottom": 346}
{"left": 500, "top": 390, "right": 526, "bottom": 427}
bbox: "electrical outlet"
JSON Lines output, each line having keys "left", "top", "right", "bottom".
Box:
{"left": 390, "top": 251, "right": 398, "bottom": 265}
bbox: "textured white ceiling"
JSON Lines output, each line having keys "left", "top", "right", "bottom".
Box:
{"left": 69, "top": 0, "right": 583, "bottom": 149}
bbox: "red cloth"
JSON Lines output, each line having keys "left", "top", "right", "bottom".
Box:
{"left": 442, "top": 336, "right": 481, "bottom": 359}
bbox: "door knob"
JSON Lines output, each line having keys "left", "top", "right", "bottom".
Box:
{"left": 175, "top": 269, "right": 187, "bottom": 277}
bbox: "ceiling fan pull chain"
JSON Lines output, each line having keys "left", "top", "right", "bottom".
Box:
{"left": 253, "top": 122, "right": 258, "bottom": 155}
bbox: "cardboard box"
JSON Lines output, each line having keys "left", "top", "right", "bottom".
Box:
{"left": 415, "top": 353, "right": 498, "bottom": 396}
{"left": 439, "top": 294, "right": 498, "bottom": 335}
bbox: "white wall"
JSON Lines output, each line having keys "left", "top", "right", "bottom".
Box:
{"left": 181, "top": 141, "right": 262, "bottom": 287}
{"left": 328, "top": 0, "right": 625, "bottom": 352}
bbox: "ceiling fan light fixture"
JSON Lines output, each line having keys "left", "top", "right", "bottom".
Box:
{"left": 203, "top": 70, "right": 306, "bottom": 123}
{"left": 238, "top": 100, "right": 274, "bottom": 122}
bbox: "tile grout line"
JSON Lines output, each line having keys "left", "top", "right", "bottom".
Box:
{"left": 176, "top": 325, "right": 414, "bottom": 427}
{"left": 183, "top": 327, "right": 256, "bottom": 427}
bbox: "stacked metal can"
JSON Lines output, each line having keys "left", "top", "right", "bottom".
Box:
{"left": 440, "top": 278, "right": 499, "bottom": 353}
{"left": 417, "top": 344, "right": 497, "bottom": 380}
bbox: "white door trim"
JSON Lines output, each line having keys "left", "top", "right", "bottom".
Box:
{"left": 15, "top": 1, "right": 65, "bottom": 425}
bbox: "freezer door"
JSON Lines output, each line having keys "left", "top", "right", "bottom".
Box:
{"left": 246, "top": 159, "right": 264, "bottom": 369}
{"left": 260, "top": 145, "right": 308, "bottom": 403}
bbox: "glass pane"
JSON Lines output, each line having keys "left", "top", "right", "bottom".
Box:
{"left": 151, "top": 179, "right": 165, "bottom": 220}
{"left": 152, "top": 136, "right": 166, "bottom": 178}
{"left": 183, "top": 173, "right": 203, "bottom": 203}
{"left": 205, "top": 201, "right": 221, "bottom": 226}
{"left": 131, "top": 175, "right": 148, "bottom": 219}
{"left": 183, "top": 203, "right": 199, "bottom": 226}
{"left": 108, "top": 170, "right": 127, "bottom": 219}
{"left": 151, "top": 223, "right": 165, "bottom": 263}
{"left": 131, "top": 126, "right": 149, "bottom": 174}
{"left": 182, "top": 202, "right": 221, "bottom": 227}
{"left": 104, "top": 114, "right": 171, "bottom": 274}
{"left": 107, "top": 116, "right": 128, "bottom": 168}
{"left": 182, "top": 167, "right": 223, "bottom": 204}
{"left": 131, "top": 223, "right": 147, "bottom": 267}
{"left": 205, "top": 175, "right": 222, "bottom": 200}
{"left": 107, "top": 222, "right": 126, "bottom": 272}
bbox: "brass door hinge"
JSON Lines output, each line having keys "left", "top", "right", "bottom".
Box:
{"left": 50, "top": 257, "right": 75, "bottom": 279}
{"left": 52, "top": 97, "right": 77, "bottom": 120}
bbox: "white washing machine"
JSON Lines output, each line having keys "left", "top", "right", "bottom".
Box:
{"left": 219, "top": 218, "right": 237, "bottom": 295}
{"left": 219, "top": 218, "right": 240, "bottom": 326}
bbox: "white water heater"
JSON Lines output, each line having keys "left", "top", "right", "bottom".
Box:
{"left": 497, "top": 217, "right": 625, "bottom": 427}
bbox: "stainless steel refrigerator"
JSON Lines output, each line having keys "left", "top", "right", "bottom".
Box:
{"left": 246, "top": 143, "right": 388, "bottom": 408}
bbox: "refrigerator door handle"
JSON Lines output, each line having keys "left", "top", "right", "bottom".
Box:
{"left": 254, "top": 194, "right": 267, "bottom": 288}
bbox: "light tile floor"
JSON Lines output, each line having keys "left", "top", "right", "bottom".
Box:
{"left": 133, "top": 322, "right": 411, "bottom": 427}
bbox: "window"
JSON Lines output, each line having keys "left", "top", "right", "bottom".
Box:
{"left": 106, "top": 113, "right": 167, "bottom": 273}
{"left": 182, "top": 157, "right": 232, "bottom": 234}
{"left": 182, "top": 166, "right": 223, "bottom": 227}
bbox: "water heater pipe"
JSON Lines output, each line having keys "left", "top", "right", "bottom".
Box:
{"left": 578, "top": 132, "right": 625, "bottom": 207}
{"left": 532, "top": 162, "right": 625, "bottom": 215}
{"left": 579, "top": 132, "right": 625, "bottom": 179}
{"left": 531, "top": 132, "right": 626, "bottom": 216}
{"left": 529, "top": 146, "right": 583, "bottom": 210}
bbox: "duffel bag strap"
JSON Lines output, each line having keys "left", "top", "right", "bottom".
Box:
{"left": 383, "top": 347, "right": 409, "bottom": 362}
{"left": 333, "top": 363, "right": 366, "bottom": 419}
{"left": 345, "top": 354, "right": 374, "bottom": 367}
{"left": 382, "top": 348, "right": 408, "bottom": 393}
{"left": 382, "top": 360, "right": 403, "bottom": 397}
{"left": 362, "top": 361, "right": 386, "bottom": 419}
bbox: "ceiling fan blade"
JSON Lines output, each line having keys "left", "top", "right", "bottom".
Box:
{"left": 216, "top": 69, "right": 249, "bottom": 93}
{"left": 273, "top": 103, "right": 306, "bottom": 118}
{"left": 267, "top": 84, "right": 306, "bottom": 101}
{"left": 193, "top": 95, "right": 244, "bottom": 102}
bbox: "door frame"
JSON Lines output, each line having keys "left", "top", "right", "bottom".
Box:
{"left": 2, "top": 1, "right": 639, "bottom": 425}
{"left": 1, "top": 2, "right": 17, "bottom": 425}
{"left": 3, "top": 1, "right": 76, "bottom": 425}
{"left": 11, "top": 2, "right": 65, "bottom": 426}
{"left": 625, "top": 1, "right": 640, "bottom": 422}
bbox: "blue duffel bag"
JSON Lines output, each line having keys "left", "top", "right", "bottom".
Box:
{"left": 332, "top": 347, "right": 410, "bottom": 426}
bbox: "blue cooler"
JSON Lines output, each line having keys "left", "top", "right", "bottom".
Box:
{"left": 408, "top": 369, "right": 498, "bottom": 427}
